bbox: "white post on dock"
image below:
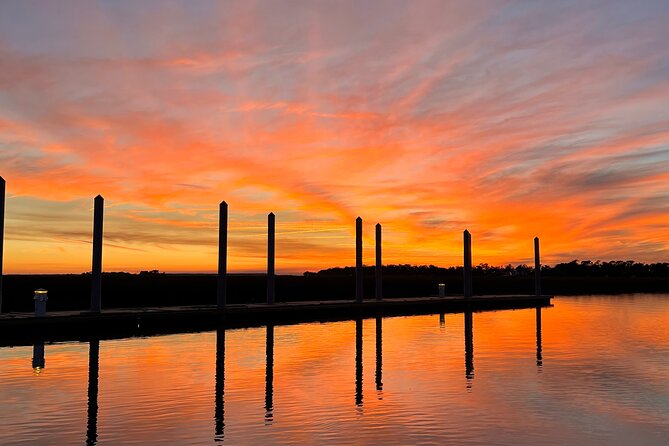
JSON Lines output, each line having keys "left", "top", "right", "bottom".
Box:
{"left": 534, "top": 237, "right": 541, "bottom": 297}
{"left": 217, "top": 201, "right": 228, "bottom": 308}
{"left": 463, "top": 229, "right": 472, "bottom": 298}
{"left": 0, "top": 176, "right": 5, "bottom": 313}
{"left": 356, "top": 217, "right": 363, "bottom": 303}
{"left": 375, "top": 223, "right": 382, "bottom": 300}
{"left": 90, "top": 195, "right": 104, "bottom": 313}
{"left": 267, "top": 212, "right": 275, "bottom": 305}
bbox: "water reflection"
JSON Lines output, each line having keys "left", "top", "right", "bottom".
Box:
{"left": 215, "top": 328, "right": 225, "bottom": 442}
{"left": 464, "top": 311, "right": 474, "bottom": 386}
{"left": 265, "top": 324, "right": 274, "bottom": 423}
{"left": 536, "top": 307, "right": 543, "bottom": 369}
{"left": 32, "top": 341, "right": 45, "bottom": 374}
{"left": 86, "top": 340, "right": 100, "bottom": 446}
{"left": 355, "top": 319, "right": 363, "bottom": 407}
{"left": 375, "top": 317, "right": 383, "bottom": 395}
{"left": 8, "top": 306, "right": 561, "bottom": 444}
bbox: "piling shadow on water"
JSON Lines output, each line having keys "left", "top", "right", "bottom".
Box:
{"left": 24, "top": 307, "right": 546, "bottom": 443}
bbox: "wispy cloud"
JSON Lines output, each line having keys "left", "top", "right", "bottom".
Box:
{"left": 1, "top": 0, "right": 668, "bottom": 272}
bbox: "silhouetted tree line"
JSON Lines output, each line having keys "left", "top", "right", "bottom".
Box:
{"left": 305, "top": 261, "right": 669, "bottom": 278}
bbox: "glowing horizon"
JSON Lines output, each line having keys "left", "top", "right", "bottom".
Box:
{"left": 1, "top": 1, "right": 668, "bottom": 274}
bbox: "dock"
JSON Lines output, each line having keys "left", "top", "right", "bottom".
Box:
{"left": 0, "top": 294, "right": 552, "bottom": 346}
{"left": 0, "top": 180, "right": 553, "bottom": 347}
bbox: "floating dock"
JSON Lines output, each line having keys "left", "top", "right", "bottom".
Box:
{"left": 0, "top": 294, "right": 552, "bottom": 346}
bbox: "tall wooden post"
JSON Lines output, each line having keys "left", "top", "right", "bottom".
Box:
{"left": 356, "top": 217, "right": 363, "bottom": 303}
{"left": 267, "top": 213, "right": 275, "bottom": 305}
{"left": 90, "top": 195, "right": 104, "bottom": 313}
{"left": 0, "top": 176, "right": 5, "bottom": 313}
{"left": 534, "top": 237, "right": 541, "bottom": 297}
{"left": 375, "top": 223, "right": 382, "bottom": 300}
{"left": 463, "top": 229, "right": 472, "bottom": 298}
{"left": 217, "top": 201, "right": 228, "bottom": 308}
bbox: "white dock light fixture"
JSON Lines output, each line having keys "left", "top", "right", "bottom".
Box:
{"left": 34, "top": 288, "right": 48, "bottom": 317}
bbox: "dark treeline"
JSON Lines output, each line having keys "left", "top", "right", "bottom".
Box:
{"left": 2, "top": 260, "right": 668, "bottom": 313}
{"left": 306, "top": 260, "right": 669, "bottom": 278}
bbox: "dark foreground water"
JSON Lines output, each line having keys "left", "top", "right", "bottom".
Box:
{"left": 1, "top": 295, "right": 668, "bottom": 445}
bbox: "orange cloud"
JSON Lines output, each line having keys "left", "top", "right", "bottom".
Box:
{"left": 0, "top": 1, "right": 668, "bottom": 273}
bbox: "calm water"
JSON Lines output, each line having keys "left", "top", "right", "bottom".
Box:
{"left": 1, "top": 295, "right": 669, "bottom": 445}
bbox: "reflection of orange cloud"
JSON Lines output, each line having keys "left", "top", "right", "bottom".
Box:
{"left": 2, "top": 297, "right": 669, "bottom": 443}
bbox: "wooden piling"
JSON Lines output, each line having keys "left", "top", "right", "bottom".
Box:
{"left": 463, "top": 229, "right": 472, "bottom": 298}
{"left": 534, "top": 237, "right": 541, "bottom": 297}
{"left": 356, "top": 217, "right": 363, "bottom": 303}
{"left": 90, "top": 195, "right": 104, "bottom": 313}
{"left": 217, "top": 201, "right": 228, "bottom": 308}
{"left": 267, "top": 213, "right": 275, "bottom": 305}
{"left": 0, "top": 176, "right": 5, "bottom": 313}
{"left": 375, "top": 223, "right": 382, "bottom": 300}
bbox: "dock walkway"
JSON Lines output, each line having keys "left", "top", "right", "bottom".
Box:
{"left": 0, "top": 294, "right": 552, "bottom": 346}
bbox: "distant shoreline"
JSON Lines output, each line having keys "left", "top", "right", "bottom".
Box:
{"left": 1, "top": 272, "right": 667, "bottom": 313}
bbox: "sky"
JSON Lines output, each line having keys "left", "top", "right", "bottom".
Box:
{"left": 0, "top": 0, "right": 668, "bottom": 274}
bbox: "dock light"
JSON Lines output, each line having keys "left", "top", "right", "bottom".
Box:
{"left": 34, "top": 289, "right": 48, "bottom": 317}
{"left": 438, "top": 283, "right": 446, "bottom": 298}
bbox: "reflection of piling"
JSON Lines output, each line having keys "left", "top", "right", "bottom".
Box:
{"left": 439, "top": 313, "right": 445, "bottom": 328}
{"left": 32, "top": 341, "right": 45, "bottom": 371}
{"left": 463, "top": 230, "right": 472, "bottom": 298}
{"left": 355, "top": 319, "right": 363, "bottom": 406}
{"left": 265, "top": 324, "right": 274, "bottom": 422}
{"left": 217, "top": 202, "right": 228, "bottom": 308}
{"left": 536, "top": 307, "right": 543, "bottom": 368}
{"left": 267, "top": 213, "right": 275, "bottom": 305}
{"left": 215, "top": 328, "right": 225, "bottom": 441}
{"left": 0, "top": 176, "right": 5, "bottom": 313}
{"left": 90, "top": 195, "right": 104, "bottom": 313}
{"left": 86, "top": 340, "right": 100, "bottom": 446}
{"left": 375, "top": 317, "right": 383, "bottom": 392}
{"left": 464, "top": 311, "right": 474, "bottom": 381}
{"left": 356, "top": 217, "right": 363, "bottom": 303}
{"left": 534, "top": 237, "right": 541, "bottom": 297}
{"left": 375, "top": 224, "right": 382, "bottom": 300}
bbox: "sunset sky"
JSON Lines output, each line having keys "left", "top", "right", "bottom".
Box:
{"left": 1, "top": 0, "right": 668, "bottom": 273}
